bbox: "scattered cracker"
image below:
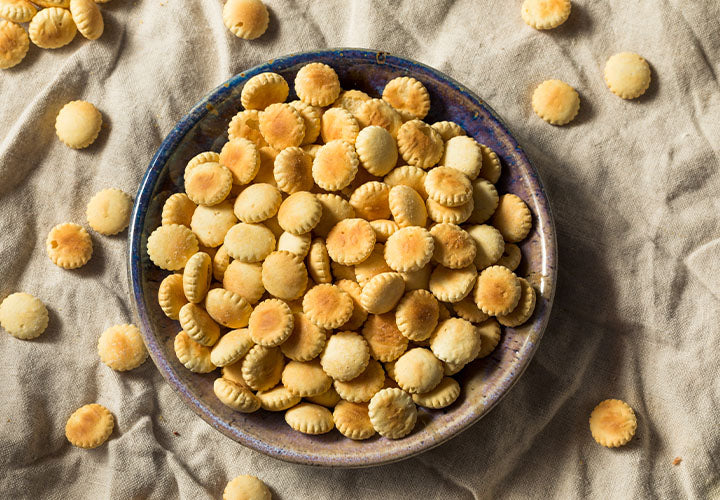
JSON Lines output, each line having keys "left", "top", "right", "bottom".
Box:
{"left": 47, "top": 222, "right": 93, "bottom": 269}
{"left": 312, "top": 140, "right": 359, "bottom": 191}
{"left": 259, "top": 102, "right": 306, "bottom": 150}
{"left": 426, "top": 196, "right": 474, "bottom": 224}
{"left": 179, "top": 302, "right": 220, "bottom": 346}
{"left": 394, "top": 347, "right": 443, "bottom": 394}
{"left": 295, "top": 62, "right": 341, "bottom": 107}
{"left": 55, "top": 100, "right": 102, "bottom": 149}
{"left": 0, "top": 19, "right": 28, "bottom": 70}
{"left": 205, "top": 288, "right": 252, "bottom": 329}
{"left": 604, "top": 52, "right": 652, "bottom": 99}
{"left": 220, "top": 138, "right": 260, "bottom": 185}
{"left": 29, "top": 7, "right": 75, "bottom": 49}
{"left": 369, "top": 219, "right": 399, "bottom": 243}
{"left": 191, "top": 201, "right": 238, "bottom": 248}
{"left": 320, "top": 331, "right": 370, "bottom": 381}
{"left": 368, "top": 387, "right": 417, "bottom": 439}
{"left": 273, "top": 146, "right": 314, "bottom": 194}
{"left": 429, "top": 264, "right": 477, "bottom": 303}
{"left": 395, "top": 289, "right": 439, "bottom": 341}
{"left": 174, "top": 331, "right": 215, "bottom": 373}
{"left": 223, "top": 474, "right": 271, "bottom": 500}
{"left": 384, "top": 165, "right": 428, "bottom": 199}
{"left": 233, "top": 183, "right": 281, "bottom": 224}
{"left": 491, "top": 194, "right": 532, "bottom": 242}
{"left": 210, "top": 328, "right": 254, "bottom": 367}
{"left": 228, "top": 109, "right": 267, "bottom": 147}
{"left": 355, "top": 98, "right": 402, "bottom": 138}
{"left": 98, "top": 323, "right": 147, "bottom": 371}
{"left": 70, "top": 0, "right": 103, "bottom": 40}
{"left": 285, "top": 402, "right": 334, "bottom": 434}
{"left": 475, "top": 318, "right": 501, "bottom": 358}
{"left": 467, "top": 224, "right": 505, "bottom": 270}
{"left": 430, "top": 223, "right": 476, "bottom": 269}
{"left": 532, "top": 79, "right": 580, "bottom": 126}
{"left": 384, "top": 226, "right": 434, "bottom": 273}
{"left": 396, "top": 119, "right": 443, "bottom": 169}
{"left": 672, "top": 457, "right": 682, "bottom": 466}
{"left": 468, "top": 178, "right": 499, "bottom": 224}
{"left": 360, "top": 272, "right": 405, "bottom": 314}
{"left": 431, "top": 121, "right": 466, "bottom": 142}
{"left": 303, "top": 284, "right": 353, "bottom": 330}
{"left": 241, "top": 344, "right": 284, "bottom": 391}
{"left": 65, "top": 403, "right": 114, "bottom": 449}
{"left": 261, "top": 250, "right": 308, "bottom": 301}
{"left": 282, "top": 359, "right": 332, "bottom": 397}
{"left": 85, "top": 188, "right": 132, "bottom": 235}
{"left": 362, "top": 312, "right": 409, "bottom": 362}
{"left": 214, "top": 377, "right": 261, "bottom": 413}
{"left": 333, "top": 401, "right": 376, "bottom": 440}
{"left": 430, "top": 317, "right": 481, "bottom": 365}
{"left": 0, "top": 292, "right": 49, "bottom": 339}
{"left": 248, "top": 298, "right": 293, "bottom": 346}
{"left": 474, "top": 265, "right": 521, "bottom": 316}
{"left": 389, "top": 185, "right": 426, "bottom": 227}
{"left": 241, "top": 72, "right": 289, "bottom": 110}
{"left": 0, "top": 1, "right": 36, "bottom": 24}
{"left": 222, "top": 0, "right": 269, "bottom": 39}
{"left": 326, "top": 218, "right": 376, "bottom": 266}
{"left": 224, "top": 260, "right": 265, "bottom": 304}
{"left": 224, "top": 222, "right": 275, "bottom": 263}
{"left": 256, "top": 384, "right": 301, "bottom": 412}
{"left": 521, "top": 0, "right": 571, "bottom": 30}
{"left": 182, "top": 252, "right": 212, "bottom": 303}
{"left": 280, "top": 311, "right": 326, "bottom": 362}
{"left": 355, "top": 126, "right": 398, "bottom": 177}
{"left": 412, "top": 377, "right": 460, "bottom": 409}
{"left": 589, "top": 399, "right": 637, "bottom": 448}
{"left": 277, "top": 191, "right": 322, "bottom": 235}
{"left": 382, "top": 76, "right": 430, "bottom": 120}
{"left": 158, "top": 274, "right": 187, "bottom": 320}
{"left": 497, "top": 277, "right": 536, "bottom": 327}
{"left": 320, "top": 106, "right": 360, "bottom": 144}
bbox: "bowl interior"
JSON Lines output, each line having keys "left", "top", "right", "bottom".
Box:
{"left": 129, "top": 49, "right": 557, "bottom": 467}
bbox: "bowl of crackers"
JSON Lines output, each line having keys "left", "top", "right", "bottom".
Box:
{"left": 128, "top": 48, "right": 557, "bottom": 467}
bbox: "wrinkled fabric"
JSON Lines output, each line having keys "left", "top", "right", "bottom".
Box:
{"left": 1, "top": 1, "right": 719, "bottom": 498}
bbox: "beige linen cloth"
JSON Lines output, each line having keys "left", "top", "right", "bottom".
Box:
{"left": 1, "top": 1, "right": 719, "bottom": 498}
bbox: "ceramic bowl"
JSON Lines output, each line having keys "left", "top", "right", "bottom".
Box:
{"left": 128, "top": 48, "right": 557, "bottom": 467}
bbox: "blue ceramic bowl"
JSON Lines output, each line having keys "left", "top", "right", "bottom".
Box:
{"left": 128, "top": 49, "right": 557, "bottom": 467}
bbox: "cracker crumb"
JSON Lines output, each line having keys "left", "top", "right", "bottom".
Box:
{"left": 672, "top": 457, "right": 682, "bottom": 466}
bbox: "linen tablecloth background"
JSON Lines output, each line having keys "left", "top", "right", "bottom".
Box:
{"left": 1, "top": 1, "right": 719, "bottom": 498}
